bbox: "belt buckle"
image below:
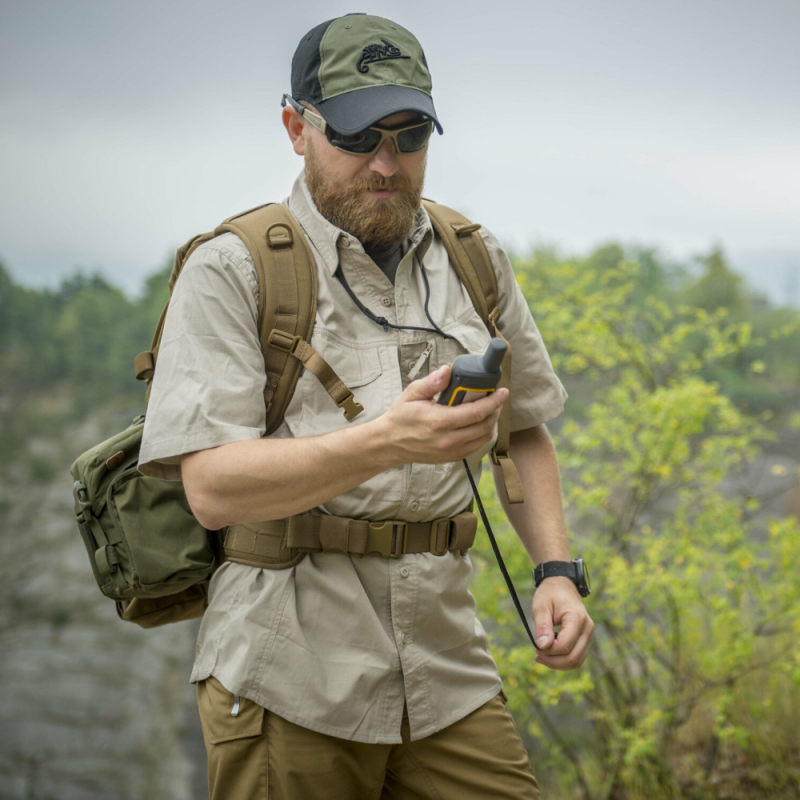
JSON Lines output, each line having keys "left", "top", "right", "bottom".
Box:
{"left": 368, "top": 520, "right": 408, "bottom": 558}
{"left": 429, "top": 518, "right": 451, "bottom": 556}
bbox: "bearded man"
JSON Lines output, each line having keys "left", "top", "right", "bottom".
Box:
{"left": 139, "top": 13, "right": 592, "bottom": 799}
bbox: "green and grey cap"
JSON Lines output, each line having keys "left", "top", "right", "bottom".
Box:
{"left": 291, "top": 13, "right": 443, "bottom": 136}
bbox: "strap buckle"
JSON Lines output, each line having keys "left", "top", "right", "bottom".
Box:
{"left": 336, "top": 392, "right": 364, "bottom": 422}
{"left": 266, "top": 329, "right": 301, "bottom": 356}
{"left": 72, "top": 480, "right": 92, "bottom": 521}
{"left": 429, "top": 518, "right": 452, "bottom": 556}
{"left": 367, "top": 520, "right": 408, "bottom": 558}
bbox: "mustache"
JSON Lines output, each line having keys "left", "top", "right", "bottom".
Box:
{"left": 348, "top": 173, "right": 415, "bottom": 194}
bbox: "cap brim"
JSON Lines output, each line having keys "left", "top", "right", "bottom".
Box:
{"left": 316, "top": 85, "right": 443, "bottom": 136}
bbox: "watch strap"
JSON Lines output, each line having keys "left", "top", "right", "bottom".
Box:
{"left": 533, "top": 561, "right": 577, "bottom": 586}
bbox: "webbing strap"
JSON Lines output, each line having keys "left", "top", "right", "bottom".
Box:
{"left": 222, "top": 512, "right": 478, "bottom": 566}
{"left": 490, "top": 322, "right": 523, "bottom": 504}
{"left": 265, "top": 331, "right": 364, "bottom": 422}
{"left": 423, "top": 199, "right": 523, "bottom": 504}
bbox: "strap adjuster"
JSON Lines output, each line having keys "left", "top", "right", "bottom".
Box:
{"left": 429, "top": 518, "right": 452, "bottom": 556}
{"left": 266, "top": 329, "right": 301, "bottom": 355}
{"left": 72, "top": 481, "right": 92, "bottom": 520}
{"left": 367, "top": 520, "right": 408, "bottom": 558}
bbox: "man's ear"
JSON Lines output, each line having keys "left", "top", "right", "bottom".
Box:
{"left": 283, "top": 107, "right": 306, "bottom": 156}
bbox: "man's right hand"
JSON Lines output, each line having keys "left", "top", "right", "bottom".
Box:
{"left": 380, "top": 364, "right": 508, "bottom": 467}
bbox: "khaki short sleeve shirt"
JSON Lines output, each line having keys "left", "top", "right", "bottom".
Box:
{"left": 139, "top": 175, "right": 567, "bottom": 744}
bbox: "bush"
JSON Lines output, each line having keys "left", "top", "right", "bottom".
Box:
{"left": 471, "top": 250, "right": 800, "bottom": 799}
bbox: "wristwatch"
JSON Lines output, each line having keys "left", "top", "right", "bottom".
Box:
{"left": 532, "top": 559, "right": 591, "bottom": 597}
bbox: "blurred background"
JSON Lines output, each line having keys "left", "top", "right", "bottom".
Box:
{"left": 1, "top": 1, "right": 798, "bottom": 798}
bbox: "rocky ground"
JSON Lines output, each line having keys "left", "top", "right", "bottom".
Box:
{"left": 0, "top": 409, "right": 207, "bottom": 800}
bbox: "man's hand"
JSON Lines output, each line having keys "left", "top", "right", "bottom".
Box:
{"left": 531, "top": 577, "right": 594, "bottom": 670}
{"left": 381, "top": 364, "right": 508, "bottom": 466}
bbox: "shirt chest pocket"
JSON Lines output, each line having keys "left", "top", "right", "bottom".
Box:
{"left": 283, "top": 331, "right": 390, "bottom": 441}
{"left": 433, "top": 307, "right": 494, "bottom": 374}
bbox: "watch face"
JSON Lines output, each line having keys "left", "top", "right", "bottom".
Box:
{"left": 576, "top": 558, "right": 591, "bottom": 596}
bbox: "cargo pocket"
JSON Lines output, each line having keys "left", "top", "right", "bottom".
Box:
{"left": 196, "top": 676, "right": 266, "bottom": 745}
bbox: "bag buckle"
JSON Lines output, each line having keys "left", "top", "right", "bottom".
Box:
{"left": 336, "top": 391, "right": 364, "bottom": 422}
{"left": 266, "top": 329, "right": 301, "bottom": 356}
{"left": 429, "top": 518, "right": 452, "bottom": 556}
{"left": 367, "top": 520, "right": 408, "bottom": 558}
{"left": 72, "top": 480, "right": 92, "bottom": 520}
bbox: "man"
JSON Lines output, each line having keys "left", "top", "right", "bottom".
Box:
{"left": 139, "top": 13, "right": 593, "bottom": 799}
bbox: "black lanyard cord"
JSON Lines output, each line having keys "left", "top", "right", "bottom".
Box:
{"left": 463, "top": 458, "right": 541, "bottom": 650}
{"left": 335, "top": 260, "right": 454, "bottom": 340}
{"left": 419, "top": 261, "right": 452, "bottom": 340}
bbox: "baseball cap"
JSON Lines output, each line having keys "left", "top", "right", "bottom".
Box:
{"left": 290, "top": 13, "right": 443, "bottom": 136}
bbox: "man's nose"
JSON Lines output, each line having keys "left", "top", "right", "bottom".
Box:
{"left": 367, "top": 137, "right": 399, "bottom": 177}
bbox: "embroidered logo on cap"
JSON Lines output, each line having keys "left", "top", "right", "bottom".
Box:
{"left": 356, "top": 39, "right": 410, "bottom": 73}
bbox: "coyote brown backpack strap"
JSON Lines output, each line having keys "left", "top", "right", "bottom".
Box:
{"left": 422, "top": 199, "right": 524, "bottom": 505}
{"left": 134, "top": 203, "right": 363, "bottom": 427}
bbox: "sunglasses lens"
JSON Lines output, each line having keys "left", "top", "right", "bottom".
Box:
{"left": 327, "top": 120, "right": 434, "bottom": 155}
{"left": 396, "top": 121, "right": 434, "bottom": 153}
{"left": 327, "top": 128, "right": 383, "bottom": 154}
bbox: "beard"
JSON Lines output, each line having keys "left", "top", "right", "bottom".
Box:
{"left": 305, "top": 139, "right": 425, "bottom": 249}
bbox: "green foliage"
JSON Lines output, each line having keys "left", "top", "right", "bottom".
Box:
{"left": 1, "top": 243, "right": 798, "bottom": 796}
{"left": 0, "top": 259, "right": 170, "bottom": 468}
{"left": 471, "top": 248, "right": 800, "bottom": 798}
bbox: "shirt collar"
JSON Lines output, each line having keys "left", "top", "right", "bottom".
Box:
{"left": 286, "top": 171, "right": 433, "bottom": 277}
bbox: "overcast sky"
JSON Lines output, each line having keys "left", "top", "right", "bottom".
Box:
{"left": 1, "top": 0, "right": 799, "bottom": 303}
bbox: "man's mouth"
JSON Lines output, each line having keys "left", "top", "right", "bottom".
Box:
{"left": 367, "top": 188, "right": 395, "bottom": 198}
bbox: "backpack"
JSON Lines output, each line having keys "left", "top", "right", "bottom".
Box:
{"left": 70, "top": 200, "right": 522, "bottom": 628}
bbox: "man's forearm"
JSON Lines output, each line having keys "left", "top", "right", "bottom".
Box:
{"left": 182, "top": 417, "right": 396, "bottom": 530}
{"left": 491, "top": 424, "right": 572, "bottom": 565}
{"left": 181, "top": 365, "right": 508, "bottom": 531}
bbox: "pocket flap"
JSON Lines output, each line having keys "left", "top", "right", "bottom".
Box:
{"left": 196, "top": 677, "right": 266, "bottom": 744}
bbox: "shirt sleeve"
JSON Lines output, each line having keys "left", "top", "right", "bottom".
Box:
{"left": 138, "top": 233, "right": 267, "bottom": 480}
{"left": 480, "top": 226, "right": 568, "bottom": 431}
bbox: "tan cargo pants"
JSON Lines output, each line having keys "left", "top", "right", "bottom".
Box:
{"left": 196, "top": 676, "right": 541, "bottom": 799}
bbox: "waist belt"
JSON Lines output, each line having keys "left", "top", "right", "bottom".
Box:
{"left": 222, "top": 511, "right": 478, "bottom": 567}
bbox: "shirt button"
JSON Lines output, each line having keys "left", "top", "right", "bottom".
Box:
{"left": 400, "top": 566, "right": 410, "bottom": 578}
{"left": 401, "top": 633, "right": 408, "bottom": 645}
{"left": 340, "top": 237, "right": 351, "bottom": 248}
{"left": 410, "top": 501, "right": 419, "bottom": 512}
{"left": 381, "top": 296, "right": 392, "bottom": 306}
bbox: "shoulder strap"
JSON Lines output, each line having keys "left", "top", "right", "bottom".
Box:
{"left": 135, "top": 203, "right": 363, "bottom": 430}
{"left": 422, "top": 199, "right": 524, "bottom": 504}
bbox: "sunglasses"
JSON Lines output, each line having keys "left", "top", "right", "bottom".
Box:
{"left": 282, "top": 94, "right": 434, "bottom": 156}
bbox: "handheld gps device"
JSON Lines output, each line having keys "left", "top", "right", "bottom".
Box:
{"left": 437, "top": 338, "right": 507, "bottom": 406}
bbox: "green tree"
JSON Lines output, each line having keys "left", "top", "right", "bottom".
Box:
{"left": 471, "top": 249, "right": 800, "bottom": 799}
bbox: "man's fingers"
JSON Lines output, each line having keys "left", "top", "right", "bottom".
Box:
{"left": 535, "top": 628, "right": 593, "bottom": 670}
{"left": 441, "top": 388, "right": 508, "bottom": 430}
{"left": 542, "top": 612, "right": 581, "bottom": 656}
{"left": 403, "top": 364, "right": 450, "bottom": 401}
{"left": 533, "top": 609, "right": 556, "bottom": 650}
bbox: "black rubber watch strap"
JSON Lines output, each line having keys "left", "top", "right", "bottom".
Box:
{"left": 533, "top": 559, "right": 591, "bottom": 597}
{"left": 533, "top": 561, "right": 577, "bottom": 585}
